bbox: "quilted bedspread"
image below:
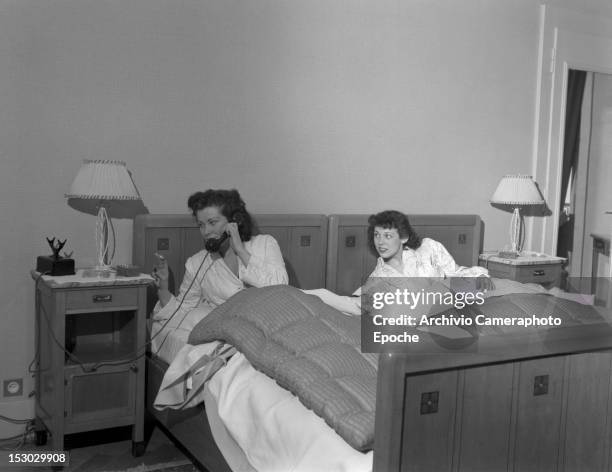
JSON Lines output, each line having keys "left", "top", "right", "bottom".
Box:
{"left": 188, "top": 284, "right": 378, "bottom": 451}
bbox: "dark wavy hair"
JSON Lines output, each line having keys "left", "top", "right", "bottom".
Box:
{"left": 187, "top": 189, "right": 253, "bottom": 241}
{"left": 367, "top": 210, "right": 421, "bottom": 253}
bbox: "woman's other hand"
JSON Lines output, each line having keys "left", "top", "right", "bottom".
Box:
{"left": 152, "top": 252, "right": 169, "bottom": 291}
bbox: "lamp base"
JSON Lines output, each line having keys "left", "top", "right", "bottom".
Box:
{"left": 36, "top": 256, "right": 75, "bottom": 276}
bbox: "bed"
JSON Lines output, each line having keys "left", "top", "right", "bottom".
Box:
{"left": 133, "top": 213, "right": 612, "bottom": 472}
{"left": 134, "top": 213, "right": 338, "bottom": 471}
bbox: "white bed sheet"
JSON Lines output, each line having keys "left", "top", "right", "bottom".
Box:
{"left": 207, "top": 352, "right": 373, "bottom": 472}
{"left": 203, "top": 387, "right": 258, "bottom": 472}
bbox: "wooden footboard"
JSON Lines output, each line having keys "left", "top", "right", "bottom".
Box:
{"left": 146, "top": 354, "right": 231, "bottom": 472}
{"left": 373, "top": 325, "right": 612, "bottom": 472}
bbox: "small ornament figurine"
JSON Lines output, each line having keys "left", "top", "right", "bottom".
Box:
{"left": 46, "top": 237, "right": 67, "bottom": 260}
{"left": 36, "top": 237, "right": 75, "bottom": 276}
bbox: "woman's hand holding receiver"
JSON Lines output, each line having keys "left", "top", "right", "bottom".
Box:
{"left": 227, "top": 222, "right": 251, "bottom": 267}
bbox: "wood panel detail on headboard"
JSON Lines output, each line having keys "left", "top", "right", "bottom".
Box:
{"left": 133, "top": 214, "right": 328, "bottom": 306}
{"left": 325, "top": 214, "right": 483, "bottom": 295}
{"left": 252, "top": 214, "right": 328, "bottom": 289}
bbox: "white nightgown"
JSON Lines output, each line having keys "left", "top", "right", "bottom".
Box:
{"left": 305, "top": 239, "right": 489, "bottom": 316}
{"left": 151, "top": 234, "right": 288, "bottom": 358}
{"left": 348, "top": 238, "right": 489, "bottom": 300}
{"left": 368, "top": 237, "right": 489, "bottom": 278}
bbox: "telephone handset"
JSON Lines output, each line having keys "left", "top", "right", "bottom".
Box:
{"left": 204, "top": 212, "right": 244, "bottom": 253}
{"left": 204, "top": 231, "right": 229, "bottom": 253}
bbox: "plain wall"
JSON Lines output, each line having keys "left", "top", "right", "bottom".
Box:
{"left": 1, "top": 0, "right": 612, "bottom": 436}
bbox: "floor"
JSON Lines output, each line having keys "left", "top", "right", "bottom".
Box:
{"left": 5, "top": 424, "right": 200, "bottom": 472}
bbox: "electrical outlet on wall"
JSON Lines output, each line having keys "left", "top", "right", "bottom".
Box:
{"left": 3, "top": 378, "right": 23, "bottom": 397}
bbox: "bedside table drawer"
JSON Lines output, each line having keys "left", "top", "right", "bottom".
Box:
{"left": 66, "top": 287, "right": 139, "bottom": 311}
{"left": 513, "top": 265, "right": 561, "bottom": 285}
{"left": 486, "top": 262, "right": 512, "bottom": 278}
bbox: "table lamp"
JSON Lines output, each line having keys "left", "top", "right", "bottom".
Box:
{"left": 490, "top": 175, "right": 544, "bottom": 256}
{"left": 66, "top": 160, "right": 143, "bottom": 276}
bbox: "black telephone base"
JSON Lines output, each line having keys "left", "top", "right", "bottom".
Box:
{"left": 36, "top": 256, "right": 75, "bottom": 276}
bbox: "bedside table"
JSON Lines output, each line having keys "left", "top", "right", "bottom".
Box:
{"left": 479, "top": 252, "right": 566, "bottom": 287}
{"left": 31, "top": 270, "right": 153, "bottom": 455}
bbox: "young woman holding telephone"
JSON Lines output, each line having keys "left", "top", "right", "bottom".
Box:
{"left": 151, "top": 189, "right": 288, "bottom": 357}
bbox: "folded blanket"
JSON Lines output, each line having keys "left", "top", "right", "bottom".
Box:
{"left": 188, "top": 285, "right": 378, "bottom": 451}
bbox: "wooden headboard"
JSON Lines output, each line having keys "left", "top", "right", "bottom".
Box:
{"left": 133, "top": 214, "right": 328, "bottom": 302}
{"left": 325, "top": 214, "right": 484, "bottom": 295}
{"left": 133, "top": 213, "right": 484, "bottom": 300}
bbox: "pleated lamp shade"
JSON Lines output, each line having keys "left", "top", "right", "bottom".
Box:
{"left": 490, "top": 175, "right": 544, "bottom": 255}
{"left": 65, "top": 160, "right": 141, "bottom": 201}
{"left": 66, "top": 160, "right": 142, "bottom": 274}
{"left": 490, "top": 175, "right": 544, "bottom": 206}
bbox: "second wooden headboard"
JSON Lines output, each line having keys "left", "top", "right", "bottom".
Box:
{"left": 325, "top": 214, "right": 483, "bottom": 295}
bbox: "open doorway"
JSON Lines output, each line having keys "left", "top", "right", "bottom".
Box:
{"left": 555, "top": 69, "right": 590, "bottom": 277}
{"left": 557, "top": 71, "right": 612, "bottom": 281}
